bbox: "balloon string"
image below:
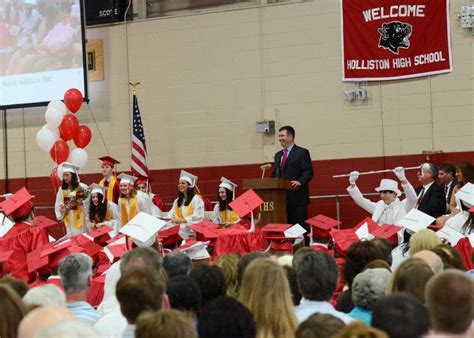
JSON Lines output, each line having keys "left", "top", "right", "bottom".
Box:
{"left": 85, "top": 103, "right": 110, "bottom": 156}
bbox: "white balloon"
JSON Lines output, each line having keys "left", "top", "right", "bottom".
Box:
{"left": 68, "top": 148, "right": 88, "bottom": 169}
{"left": 45, "top": 107, "right": 65, "bottom": 128}
{"left": 36, "top": 128, "right": 56, "bottom": 152}
{"left": 41, "top": 124, "right": 59, "bottom": 141}
{"left": 47, "top": 100, "right": 67, "bottom": 116}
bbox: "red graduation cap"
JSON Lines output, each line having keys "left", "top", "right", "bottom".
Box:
{"left": 371, "top": 224, "right": 402, "bottom": 246}
{"left": 40, "top": 240, "right": 84, "bottom": 270}
{"left": 84, "top": 226, "right": 113, "bottom": 245}
{"left": 310, "top": 244, "right": 334, "bottom": 256}
{"left": 104, "top": 243, "right": 128, "bottom": 263}
{"left": 157, "top": 225, "right": 181, "bottom": 246}
{"left": 306, "top": 214, "right": 341, "bottom": 239}
{"left": 88, "top": 274, "right": 106, "bottom": 307}
{"left": 262, "top": 224, "right": 293, "bottom": 240}
{"left": 34, "top": 216, "right": 58, "bottom": 229}
{"left": 0, "top": 187, "right": 33, "bottom": 220}
{"left": 27, "top": 247, "right": 49, "bottom": 274}
{"left": 330, "top": 228, "right": 359, "bottom": 257}
{"left": 469, "top": 206, "right": 474, "bottom": 212}
{"left": 136, "top": 175, "right": 152, "bottom": 186}
{"left": 188, "top": 221, "right": 219, "bottom": 241}
{"left": 354, "top": 217, "right": 379, "bottom": 233}
{"left": 99, "top": 156, "right": 120, "bottom": 167}
{"left": 228, "top": 189, "right": 264, "bottom": 218}
{"left": 72, "top": 235, "right": 103, "bottom": 258}
{"left": 105, "top": 234, "right": 126, "bottom": 245}
{"left": 96, "top": 263, "right": 110, "bottom": 275}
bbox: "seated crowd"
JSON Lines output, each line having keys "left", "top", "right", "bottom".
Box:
{"left": 0, "top": 160, "right": 472, "bottom": 338}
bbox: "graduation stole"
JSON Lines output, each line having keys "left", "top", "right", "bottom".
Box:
{"left": 62, "top": 189, "right": 83, "bottom": 229}
{"left": 99, "top": 176, "right": 116, "bottom": 201}
{"left": 220, "top": 209, "right": 239, "bottom": 223}
{"left": 105, "top": 204, "right": 112, "bottom": 221}
{"left": 175, "top": 198, "right": 194, "bottom": 221}
{"left": 120, "top": 196, "right": 137, "bottom": 226}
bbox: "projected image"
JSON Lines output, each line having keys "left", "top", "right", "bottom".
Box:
{"left": 0, "top": 0, "right": 87, "bottom": 108}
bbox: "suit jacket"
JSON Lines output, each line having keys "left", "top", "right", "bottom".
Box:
{"left": 415, "top": 183, "right": 446, "bottom": 219}
{"left": 271, "top": 144, "right": 314, "bottom": 207}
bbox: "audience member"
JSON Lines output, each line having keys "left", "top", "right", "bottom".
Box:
{"left": 370, "top": 238, "right": 393, "bottom": 267}
{"left": 166, "top": 275, "right": 201, "bottom": 320}
{"left": 363, "top": 259, "right": 391, "bottom": 271}
{"left": 198, "top": 296, "right": 256, "bottom": 338}
{"left": 387, "top": 257, "right": 434, "bottom": 303}
{"left": 292, "top": 247, "right": 314, "bottom": 270}
{"left": 58, "top": 253, "right": 100, "bottom": 324}
{"left": 414, "top": 163, "right": 446, "bottom": 219}
{"left": 430, "top": 244, "right": 466, "bottom": 270}
{"left": 0, "top": 284, "right": 27, "bottom": 338}
{"left": 372, "top": 292, "right": 430, "bottom": 338}
{"left": 162, "top": 251, "right": 193, "bottom": 279}
{"left": 349, "top": 268, "right": 391, "bottom": 325}
{"left": 438, "top": 162, "right": 457, "bottom": 206}
{"left": 409, "top": 229, "right": 441, "bottom": 256}
{"left": 425, "top": 270, "right": 474, "bottom": 337}
{"left": 295, "top": 313, "right": 345, "bottom": 338}
{"left": 239, "top": 258, "right": 297, "bottom": 338}
{"left": 236, "top": 251, "right": 269, "bottom": 292}
{"left": 0, "top": 277, "right": 29, "bottom": 298}
{"left": 283, "top": 265, "right": 302, "bottom": 306}
{"left": 337, "top": 241, "right": 383, "bottom": 313}
{"left": 295, "top": 251, "right": 353, "bottom": 324}
{"left": 136, "top": 309, "right": 197, "bottom": 338}
{"left": 214, "top": 253, "right": 240, "bottom": 298}
{"left": 33, "top": 320, "right": 100, "bottom": 338}
{"left": 18, "top": 305, "right": 74, "bottom": 338}
{"left": 334, "top": 321, "right": 388, "bottom": 338}
{"left": 22, "top": 284, "right": 66, "bottom": 307}
{"left": 413, "top": 250, "right": 444, "bottom": 274}
{"left": 95, "top": 247, "right": 163, "bottom": 337}
{"left": 189, "top": 265, "right": 227, "bottom": 307}
{"left": 115, "top": 267, "right": 165, "bottom": 338}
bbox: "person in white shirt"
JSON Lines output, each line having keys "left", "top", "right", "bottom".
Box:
{"left": 347, "top": 167, "right": 417, "bottom": 227}
{"left": 294, "top": 251, "right": 353, "bottom": 324}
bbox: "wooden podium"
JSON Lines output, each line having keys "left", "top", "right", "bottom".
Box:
{"left": 242, "top": 178, "right": 292, "bottom": 226}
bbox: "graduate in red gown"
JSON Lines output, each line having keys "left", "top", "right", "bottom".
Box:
{"left": 98, "top": 156, "right": 121, "bottom": 204}
{"left": 136, "top": 176, "right": 165, "bottom": 213}
{"left": 0, "top": 188, "right": 48, "bottom": 282}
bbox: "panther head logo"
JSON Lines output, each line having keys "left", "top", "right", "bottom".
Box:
{"left": 378, "top": 21, "right": 413, "bottom": 55}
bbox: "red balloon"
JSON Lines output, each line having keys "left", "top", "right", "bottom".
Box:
{"left": 50, "top": 140, "right": 70, "bottom": 164}
{"left": 59, "top": 114, "right": 79, "bottom": 141}
{"left": 64, "top": 88, "right": 83, "bottom": 113}
{"left": 50, "top": 166, "right": 62, "bottom": 190}
{"left": 73, "top": 125, "right": 92, "bottom": 148}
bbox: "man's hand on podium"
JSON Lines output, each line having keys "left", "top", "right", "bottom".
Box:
{"left": 290, "top": 180, "right": 301, "bottom": 190}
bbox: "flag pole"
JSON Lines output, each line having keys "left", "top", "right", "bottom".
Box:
{"left": 128, "top": 82, "right": 141, "bottom": 174}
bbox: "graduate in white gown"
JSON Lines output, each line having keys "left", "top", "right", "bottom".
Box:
{"left": 116, "top": 174, "right": 153, "bottom": 227}
{"left": 85, "top": 184, "right": 120, "bottom": 237}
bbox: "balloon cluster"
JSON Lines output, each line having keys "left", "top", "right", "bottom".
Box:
{"left": 35, "top": 88, "right": 91, "bottom": 170}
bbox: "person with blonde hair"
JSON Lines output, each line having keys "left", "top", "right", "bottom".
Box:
{"left": 387, "top": 257, "right": 434, "bottom": 304}
{"left": 239, "top": 257, "right": 297, "bottom": 338}
{"left": 214, "top": 253, "right": 241, "bottom": 298}
{"left": 408, "top": 229, "right": 441, "bottom": 256}
{"left": 334, "top": 321, "right": 388, "bottom": 338}
{"left": 136, "top": 309, "right": 198, "bottom": 338}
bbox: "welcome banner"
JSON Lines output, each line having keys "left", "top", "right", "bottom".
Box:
{"left": 341, "top": 0, "right": 452, "bottom": 81}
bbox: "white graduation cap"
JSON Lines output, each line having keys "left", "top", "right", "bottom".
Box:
{"left": 456, "top": 182, "right": 474, "bottom": 207}
{"left": 117, "top": 173, "right": 138, "bottom": 186}
{"left": 0, "top": 213, "right": 15, "bottom": 238}
{"left": 436, "top": 226, "right": 466, "bottom": 247}
{"left": 396, "top": 209, "right": 435, "bottom": 233}
{"left": 355, "top": 222, "right": 375, "bottom": 240}
{"left": 89, "top": 184, "right": 107, "bottom": 202}
{"left": 284, "top": 223, "right": 307, "bottom": 238}
{"left": 179, "top": 170, "right": 198, "bottom": 188}
{"left": 219, "top": 177, "right": 238, "bottom": 199}
{"left": 177, "top": 241, "right": 210, "bottom": 260}
{"left": 119, "top": 212, "right": 167, "bottom": 247}
{"left": 58, "top": 162, "right": 80, "bottom": 181}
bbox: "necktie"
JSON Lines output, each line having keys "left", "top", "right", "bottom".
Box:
{"left": 444, "top": 185, "right": 449, "bottom": 199}
{"left": 279, "top": 149, "right": 288, "bottom": 177}
{"left": 416, "top": 187, "right": 425, "bottom": 208}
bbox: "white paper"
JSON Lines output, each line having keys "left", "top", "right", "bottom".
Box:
{"left": 284, "top": 223, "right": 307, "bottom": 238}
{"left": 119, "top": 212, "right": 167, "bottom": 243}
{"left": 396, "top": 209, "right": 435, "bottom": 233}
{"left": 48, "top": 235, "right": 56, "bottom": 242}
{"left": 436, "top": 226, "right": 466, "bottom": 246}
{"left": 103, "top": 246, "right": 114, "bottom": 263}
{"left": 355, "top": 222, "right": 374, "bottom": 240}
{"left": 0, "top": 213, "right": 15, "bottom": 238}
{"left": 455, "top": 182, "right": 474, "bottom": 206}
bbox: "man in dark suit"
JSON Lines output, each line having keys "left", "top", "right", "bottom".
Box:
{"left": 415, "top": 163, "right": 446, "bottom": 220}
{"left": 272, "top": 126, "right": 314, "bottom": 242}
{"left": 438, "top": 162, "right": 457, "bottom": 211}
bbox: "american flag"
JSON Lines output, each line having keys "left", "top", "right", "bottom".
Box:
{"left": 131, "top": 93, "right": 149, "bottom": 178}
